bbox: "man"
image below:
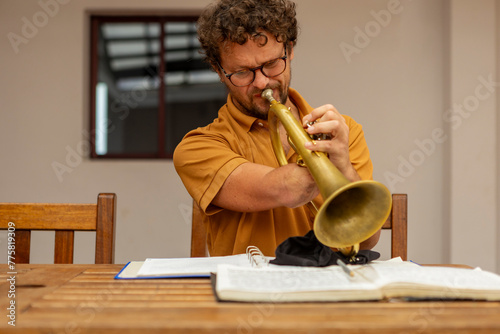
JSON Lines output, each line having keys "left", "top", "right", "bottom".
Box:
{"left": 173, "top": 0, "right": 380, "bottom": 256}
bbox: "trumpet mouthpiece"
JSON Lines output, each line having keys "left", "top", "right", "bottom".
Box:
{"left": 261, "top": 89, "right": 275, "bottom": 103}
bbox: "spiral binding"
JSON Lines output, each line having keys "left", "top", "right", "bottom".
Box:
{"left": 246, "top": 246, "right": 269, "bottom": 268}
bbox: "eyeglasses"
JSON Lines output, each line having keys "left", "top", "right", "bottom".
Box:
{"left": 218, "top": 47, "right": 288, "bottom": 87}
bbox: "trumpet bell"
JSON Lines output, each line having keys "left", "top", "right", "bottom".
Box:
{"left": 314, "top": 180, "right": 392, "bottom": 248}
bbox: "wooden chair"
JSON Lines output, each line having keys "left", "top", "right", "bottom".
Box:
{"left": 0, "top": 193, "right": 116, "bottom": 264}
{"left": 190, "top": 193, "right": 407, "bottom": 260}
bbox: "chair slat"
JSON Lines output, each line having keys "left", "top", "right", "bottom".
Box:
{"left": 54, "top": 231, "right": 75, "bottom": 264}
{"left": 15, "top": 230, "right": 31, "bottom": 264}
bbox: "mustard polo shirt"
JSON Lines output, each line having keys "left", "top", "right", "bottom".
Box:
{"left": 173, "top": 88, "right": 373, "bottom": 256}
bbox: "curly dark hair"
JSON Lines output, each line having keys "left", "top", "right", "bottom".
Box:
{"left": 197, "top": 0, "right": 299, "bottom": 70}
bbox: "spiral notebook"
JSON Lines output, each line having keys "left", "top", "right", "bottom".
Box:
{"left": 212, "top": 259, "right": 500, "bottom": 302}
{"left": 115, "top": 246, "right": 271, "bottom": 279}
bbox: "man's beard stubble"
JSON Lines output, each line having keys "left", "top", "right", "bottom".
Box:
{"left": 232, "top": 84, "right": 289, "bottom": 121}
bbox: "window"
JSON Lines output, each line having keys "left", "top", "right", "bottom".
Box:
{"left": 90, "top": 16, "right": 227, "bottom": 158}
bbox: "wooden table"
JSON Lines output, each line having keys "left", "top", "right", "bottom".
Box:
{"left": 1, "top": 264, "right": 500, "bottom": 333}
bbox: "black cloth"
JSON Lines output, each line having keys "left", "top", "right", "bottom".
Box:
{"left": 270, "top": 230, "right": 380, "bottom": 266}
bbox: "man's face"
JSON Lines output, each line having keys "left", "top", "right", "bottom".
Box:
{"left": 217, "top": 33, "right": 294, "bottom": 120}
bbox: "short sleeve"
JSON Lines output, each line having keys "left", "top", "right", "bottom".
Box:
{"left": 173, "top": 126, "right": 248, "bottom": 214}
{"left": 343, "top": 115, "right": 373, "bottom": 180}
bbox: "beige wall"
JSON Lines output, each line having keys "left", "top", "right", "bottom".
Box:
{"left": 0, "top": 0, "right": 498, "bottom": 272}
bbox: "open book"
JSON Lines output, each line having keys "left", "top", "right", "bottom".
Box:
{"left": 115, "top": 246, "right": 270, "bottom": 279}
{"left": 213, "top": 259, "right": 500, "bottom": 302}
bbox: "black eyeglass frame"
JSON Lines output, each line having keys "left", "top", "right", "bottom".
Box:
{"left": 217, "top": 46, "right": 288, "bottom": 87}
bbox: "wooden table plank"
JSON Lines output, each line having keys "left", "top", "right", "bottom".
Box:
{"left": 10, "top": 303, "right": 500, "bottom": 334}
{"left": 1, "top": 264, "right": 499, "bottom": 334}
{"left": 0, "top": 264, "right": 89, "bottom": 311}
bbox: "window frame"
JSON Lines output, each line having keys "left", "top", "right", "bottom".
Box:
{"left": 89, "top": 14, "right": 208, "bottom": 159}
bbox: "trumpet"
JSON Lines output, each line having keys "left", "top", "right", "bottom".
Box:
{"left": 261, "top": 89, "right": 392, "bottom": 260}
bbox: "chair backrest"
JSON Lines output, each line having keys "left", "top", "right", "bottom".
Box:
{"left": 191, "top": 193, "right": 408, "bottom": 259}
{"left": 0, "top": 193, "right": 116, "bottom": 264}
